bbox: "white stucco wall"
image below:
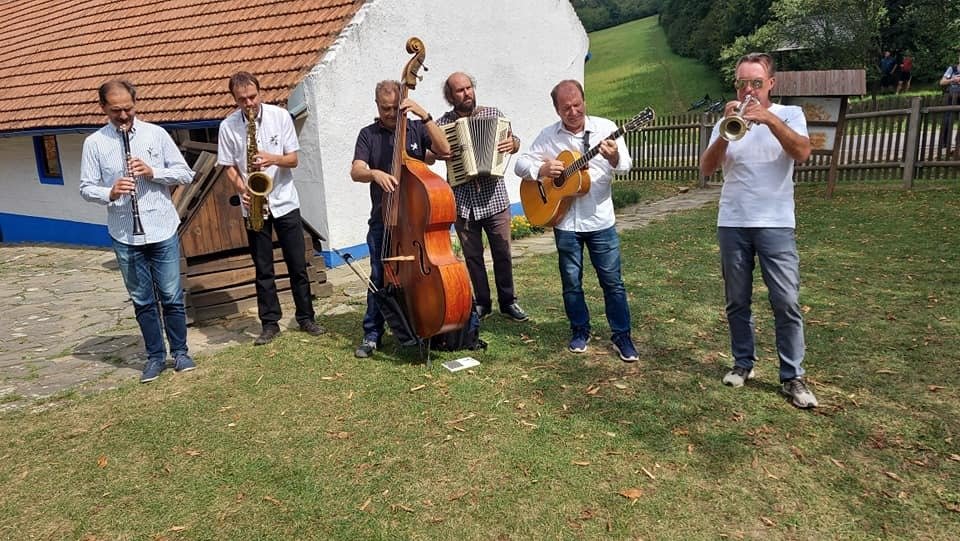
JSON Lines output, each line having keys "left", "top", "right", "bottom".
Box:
{"left": 295, "top": 0, "right": 587, "bottom": 251}
{"left": 0, "top": 133, "right": 102, "bottom": 224}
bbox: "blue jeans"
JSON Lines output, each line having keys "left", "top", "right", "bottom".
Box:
{"left": 718, "top": 227, "right": 805, "bottom": 382}
{"left": 362, "top": 222, "right": 385, "bottom": 342}
{"left": 554, "top": 226, "right": 632, "bottom": 339}
{"left": 112, "top": 233, "right": 188, "bottom": 363}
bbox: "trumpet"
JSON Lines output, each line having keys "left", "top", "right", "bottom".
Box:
{"left": 118, "top": 126, "right": 145, "bottom": 236}
{"left": 718, "top": 95, "right": 757, "bottom": 142}
{"left": 245, "top": 106, "right": 273, "bottom": 232}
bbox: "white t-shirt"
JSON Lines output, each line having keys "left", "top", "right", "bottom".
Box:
{"left": 218, "top": 103, "right": 301, "bottom": 218}
{"left": 710, "top": 102, "right": 808, "bottom": 228}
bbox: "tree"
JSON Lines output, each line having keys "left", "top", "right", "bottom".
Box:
{"left": 719, "top": 0, "right": 887, "bottom": 82}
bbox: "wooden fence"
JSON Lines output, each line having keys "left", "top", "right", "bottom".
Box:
{"left": 616, "top": 94, "right": 960, "bottom": 185}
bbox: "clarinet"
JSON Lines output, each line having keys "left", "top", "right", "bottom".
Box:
{"left": 118, "top": 126, "right": 146, "bottom": 236}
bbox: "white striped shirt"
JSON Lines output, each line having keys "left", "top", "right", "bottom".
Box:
{"left": 80, "top": 118, "right": 194, "bottom": 245}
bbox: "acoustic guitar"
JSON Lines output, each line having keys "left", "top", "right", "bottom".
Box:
{"left": 520, "top": 108, "right": 655, "bottom": 227}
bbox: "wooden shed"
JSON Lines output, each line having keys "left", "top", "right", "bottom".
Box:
{"left": 772, "top": 69, "right": 866, "bottom": 196}
{"left": 173, "top": 146, "right": 333, "bottom": 324}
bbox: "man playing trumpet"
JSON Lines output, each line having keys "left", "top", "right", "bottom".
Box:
{"left": 218, "top": 71, "right": 324, "bottom": 346}
{"left": 700, "top": 52, "right": 817, "bottom": 409}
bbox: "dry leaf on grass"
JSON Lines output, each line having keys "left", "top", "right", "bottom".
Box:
{"left": 618, "top": 488, "right": 643, "bottom": 500}
{"left": 184, "top": 449, "right": 202, "bottom": 457}
{"left": 884, "top": 471, "right": 904, "bottom": 482}
{"left": 927, "top": 385, "right": 945, "bottom": 392}
{"left": 571, "top": 460, "right": 591, "bottom": 466}
{"left": 359, "top": 497, "right": 372, "bottom": 511}
{"left": 948, "top": 454, "right": 960, "bottom": 463}
{"left": 96, "top": 455, "right": 108, "bottom": 468}
{"left": 410, "top": 384, "right": 426, "bottom": 392}
{"left": 944, "top": 502, "right": 960, "bottom": 513}
{"left": 263, "top": 495, "right": 283, "bottom": 507}
{"left": 168, "top": 526, "right": 187, "bottom": 532}
{"left": 760, "top": 516, "right": 776, "bottom": 527}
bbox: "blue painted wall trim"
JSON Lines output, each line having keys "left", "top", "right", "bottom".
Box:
{"left": 0, "top": 213, "right": 111, "bottom": 246}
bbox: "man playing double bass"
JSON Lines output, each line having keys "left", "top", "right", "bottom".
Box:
{"left": 349, "top": 80, "right": 450, "bottom": 358}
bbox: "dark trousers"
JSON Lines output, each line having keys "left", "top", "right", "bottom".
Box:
{"left": 247, "top": 208, "right": 314, "bottom": 329}
{"left": 454, "top": 207, "right": 516, "bottom": 311}
{"left": 362, "top": 222, "right": 385, "bottom": 341}
{"left": 940, "top": 91, "right": 960, "bottom": 150}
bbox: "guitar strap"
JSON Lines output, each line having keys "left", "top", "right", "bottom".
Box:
{"left": 583, "top": 131, "right": 591, "bottom": 154}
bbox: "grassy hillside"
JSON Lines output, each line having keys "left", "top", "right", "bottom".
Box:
{"left": 585, "top": 16, "right": 728, "bottom": 119}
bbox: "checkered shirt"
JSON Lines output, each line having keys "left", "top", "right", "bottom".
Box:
{"left": 437, "top": 105, "right": 516, "bottom": 221}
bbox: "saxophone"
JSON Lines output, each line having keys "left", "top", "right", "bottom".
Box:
{"left": 245, "top": 106, "right": 273, "bottom": 232}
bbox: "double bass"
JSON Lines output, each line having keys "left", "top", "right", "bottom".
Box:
{"left": 381, "top": 37, "right": 472, "bottom": 340}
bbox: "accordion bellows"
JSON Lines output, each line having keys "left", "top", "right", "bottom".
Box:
{"left": 442, "top": 117, "right": 512, "bottom": 186}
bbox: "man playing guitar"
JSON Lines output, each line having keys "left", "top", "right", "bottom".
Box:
{"left": 514, "top": 80, "right": 640, "bottom": 362}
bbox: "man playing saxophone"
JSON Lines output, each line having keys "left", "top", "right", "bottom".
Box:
{"left": 217, "top": 71, "right": 324, "bottom": 345}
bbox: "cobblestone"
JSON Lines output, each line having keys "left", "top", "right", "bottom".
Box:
{"left": 0, "top": 186, "right": 719, "bottom": 410}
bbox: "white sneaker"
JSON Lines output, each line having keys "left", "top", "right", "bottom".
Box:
{"left": 781, "top": 378, "right": 818, "bottom": 409}
{"left": 722, "top": 366, "right": 755, "bottom": 387}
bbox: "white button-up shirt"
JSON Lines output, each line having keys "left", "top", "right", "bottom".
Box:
{"left": 79, "top": 118, "right": 194, "bottom": 245}
{"left": 217, "top": 103, "right": 301, "bottom": 219}
{"left": 516, "top": 116, "right": 632, "bottom": 232}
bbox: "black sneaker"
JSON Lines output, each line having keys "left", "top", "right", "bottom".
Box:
{"left": 475, "top": 305, "right": 492, "bottom": 320}
{"left": 299, "top": 320, "right": 326, "bottom": 336}
{"left": 500, "top": 302, "right": 529, "bottom": 322}
{"left": 254, "top": 326, "right": 280, "bottom": 346}
{"left": 354, "top": 339, "right": 377, "bottom": 358}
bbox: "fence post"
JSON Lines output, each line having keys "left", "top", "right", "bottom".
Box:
{"left": 698, "top": 112, "right": 712, "bottom": 187}
{"left": 902, "top": 97, "right": 921, "bottom": 189}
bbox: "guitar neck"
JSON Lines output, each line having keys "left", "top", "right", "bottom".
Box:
{"left": 563, "top": 126, "right": 626, "bottom": 178}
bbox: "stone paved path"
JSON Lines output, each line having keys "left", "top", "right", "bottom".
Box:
{"left": 0, "top": 186, "right": 719, "bottom": 411}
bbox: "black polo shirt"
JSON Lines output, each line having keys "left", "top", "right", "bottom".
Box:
{"left": 353, "top": 119, "right": 433, "bottom": 225}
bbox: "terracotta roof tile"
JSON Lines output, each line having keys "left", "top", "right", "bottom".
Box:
{"left": 0, "top": 0, "right": 365, "bottom": 133}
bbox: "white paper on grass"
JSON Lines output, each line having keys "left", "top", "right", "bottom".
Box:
{"left": 442, "top": 357, "right": 480, "bottom": 372}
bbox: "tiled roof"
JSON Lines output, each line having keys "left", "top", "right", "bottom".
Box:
{"left": 0, "top": 0, "right": 366, "bottom": 134}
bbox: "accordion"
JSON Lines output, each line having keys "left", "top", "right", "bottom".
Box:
{"left": 441, "top": 116, "right": 512, "bottom": 187}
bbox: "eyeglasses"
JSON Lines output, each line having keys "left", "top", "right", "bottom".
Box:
{"left": 733, "top": 78, "right": 766, "bottom": 90}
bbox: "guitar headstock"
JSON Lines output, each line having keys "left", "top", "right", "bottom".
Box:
{"left": 624, "top": 107, "right": 655, "bottom": 131}
{"left": 401, "top": 37, "right": 426, "bottom": 91}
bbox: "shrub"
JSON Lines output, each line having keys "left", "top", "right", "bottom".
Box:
{"left": 510, "top": 215, "right": 546, "bottom": 240}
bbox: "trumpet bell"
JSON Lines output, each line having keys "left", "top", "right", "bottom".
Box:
{"left": 719, "top": 116, "right": 749, "bottom": 141}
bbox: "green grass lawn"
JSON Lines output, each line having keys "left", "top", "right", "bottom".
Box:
{"left": 585, "top": 17, "right": 729, "bottom": 119}
{"left": 2, "top": 182, "right": 958, "bottom": 539}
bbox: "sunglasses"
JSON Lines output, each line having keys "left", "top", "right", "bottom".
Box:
{"left": 733, "top": 78, "right": 766, "bottom": 90}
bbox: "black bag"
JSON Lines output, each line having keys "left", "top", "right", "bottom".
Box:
{"left": 430, "top": 305, "right": 487, "bottom": 352}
